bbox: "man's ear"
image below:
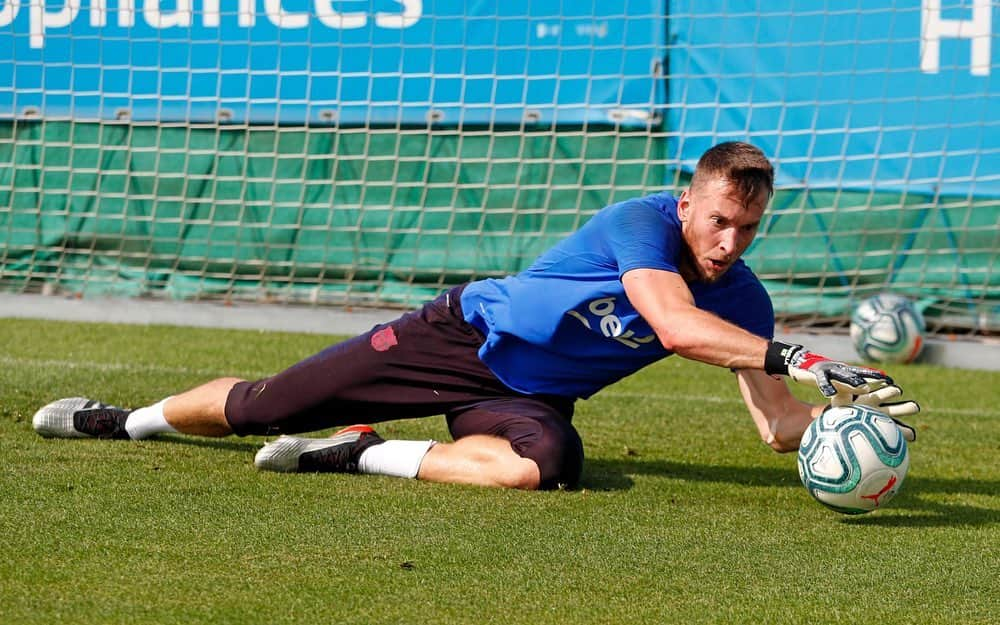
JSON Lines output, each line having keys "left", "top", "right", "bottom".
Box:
{"left": 677, "top": 189, "right": 691, "bottom": 222}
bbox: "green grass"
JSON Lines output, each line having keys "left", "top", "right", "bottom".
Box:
{"left": 1, "top": 318, "right": 998, "bottom": 625}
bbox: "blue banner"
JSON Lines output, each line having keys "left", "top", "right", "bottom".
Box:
{"left": 668, "top": 0, "right": 999, "bottom": 197}
{"left": 0, "top": 0, "right": 666, "bottom": 125}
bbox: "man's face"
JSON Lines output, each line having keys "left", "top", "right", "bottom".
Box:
{"left": 676, "top": 176, "right": 768, "bottom": 283}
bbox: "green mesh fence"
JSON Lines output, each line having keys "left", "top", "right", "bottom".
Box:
{"left": 0, "top": 120, "right": 997, "bottom": 333}
{"left": 0, "top": 120, "right": 666, "bottom": 307}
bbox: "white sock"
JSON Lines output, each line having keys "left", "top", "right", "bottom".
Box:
{"left": 357, "top": 439, "right": 435, "bottom": 479}
{"left": 125, "top": 398, "right": 178, "bottom": 440}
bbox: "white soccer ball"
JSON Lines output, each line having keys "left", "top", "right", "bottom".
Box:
{"left": 850, "top": 293, "right": 926, "bottom": 364}
{"left": 797, "top": 404, "right": 910, "bottom": 515}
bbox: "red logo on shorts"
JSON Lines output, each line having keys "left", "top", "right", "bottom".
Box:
{"left": 371, "top": 326, "right": 398, "bottom": 352}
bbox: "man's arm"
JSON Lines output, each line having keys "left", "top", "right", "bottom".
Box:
{"left": 735, "top": 369, "right": 921, "bottom": 451}
{"left": 621, "top": 268, "right": 768, "bottom": 369}
{"left": 623, "top": 268, "right": 921, "bottom": 447}
{"left": 622, "top": 268, "right": 822, "bottom": 451}
{"left": 735, "top": 369, "right": 822, "bottom": 452}
{"left": 623, "top": 267, "right": 902, "bottom": 400}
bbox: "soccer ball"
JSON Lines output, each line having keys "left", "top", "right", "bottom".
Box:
{"left": 797, "top": 405, "right": 909, "bottom": 515}
{"left": 850, "top": 293, "right": 926, "bottom": 363}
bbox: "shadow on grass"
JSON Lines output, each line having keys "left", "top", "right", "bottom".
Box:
{"left": 155, "top": 433, "right": 260, "bottom": 454}
{"left": 843, "top": 478, "right": 1000, "bottom": 528}
{"left": 582, "top": 457, "right": 999, "bottom": 527}
{"left": 144, "top": 439, "right": 999, "bottom": 526}
{"left": 582, "top": 457, "right": 797, "bottom": 491}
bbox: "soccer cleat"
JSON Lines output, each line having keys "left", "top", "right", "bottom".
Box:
{"left": 32, "top": 397, "right": 132, "bottom": 440}
{"left": 254, "top": 425, "right": 385, "bottom": 473}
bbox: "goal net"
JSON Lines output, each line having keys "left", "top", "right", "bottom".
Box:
{"left": 1, "top": 1, "right": 996, "bottom": 336}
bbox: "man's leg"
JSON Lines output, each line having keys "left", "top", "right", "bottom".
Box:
{"left": 35, "top": 288, "right": 477, "bottom": 441}
{"left": 160, "top": 377, "right": 241, "bottom": 436}
{"left": 416, "top": 435, "right": 542, "bottom": 489}
{"left": 255, "top": 396, "right": 582, "bottom": 491}
{"left": 256, "top": 430, "right": 542, "bottom": 489}
{"left": 32, "top": 377, "right": 244, "bottom": 440}
{"left": 445, "top": 397, "right": 584, "bottom": 490}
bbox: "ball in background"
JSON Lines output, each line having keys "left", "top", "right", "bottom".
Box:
{"left": 797, "top": 404, "right": 910, "bottom": 515}
{"left": 850, "top": 293, "right": 926, "bottom": 364}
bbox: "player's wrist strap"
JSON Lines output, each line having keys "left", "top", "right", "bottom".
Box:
{"left": 764, "top": 340, "right": 802, "bottom": 376}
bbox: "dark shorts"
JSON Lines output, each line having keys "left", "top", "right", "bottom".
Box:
{"left": 225, "top": 286, "right": 584, "bottom": 489}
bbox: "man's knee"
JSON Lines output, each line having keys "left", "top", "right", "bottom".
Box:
{"left": 493, "top": 456, "right": 543, "bottom": 490}
{"left": 509, "top": 419, "right": 584, "bottom": 490}
{"left": 225, "top": 378, "right": 288, "bottom": 435}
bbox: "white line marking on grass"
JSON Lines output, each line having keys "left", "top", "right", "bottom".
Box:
{"left": 0, "top": 355, "right": 271, "bottom": 380}
{"left": 599, "top": 391, "right": 742, "bottom": 405}
{"left": 595, "top": 390, "right": 1000, "bottom": 419}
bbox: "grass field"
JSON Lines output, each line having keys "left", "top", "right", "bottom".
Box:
{"left": 1, "top": 317, "right": 998, "bottom": 625}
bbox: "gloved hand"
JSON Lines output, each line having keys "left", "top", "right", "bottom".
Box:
{"left": 765, "top": 341, "right": 893, "bottom": 398}
{"left": 832, "top": 384, "right": 920, "bottom": 442}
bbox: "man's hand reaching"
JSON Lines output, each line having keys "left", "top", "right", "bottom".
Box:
{"left": 765, "top": 341, "right": 892, "bottom": 397}
{"left": 832, "top": 384, "right": 920, "bottom": 442}
{"left": 765, "top": 341, "right": 920, "bottom": 443}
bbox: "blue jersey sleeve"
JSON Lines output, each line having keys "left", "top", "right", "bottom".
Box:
{"left": 599, "top": 196, "right": 682, "bottom": 277}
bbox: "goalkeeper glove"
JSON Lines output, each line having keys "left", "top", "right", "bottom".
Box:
{"left": 830, "top": 384, "right": 920, "bottom": 442}
{"left": 765, "top": 341, "right": 893, "bottom": 398}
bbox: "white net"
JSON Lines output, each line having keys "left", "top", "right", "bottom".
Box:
{"left": 0, "top": 1, "right": 996, "bottom": 334}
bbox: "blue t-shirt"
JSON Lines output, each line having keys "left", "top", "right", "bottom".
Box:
{"left": 461, "top": 192, "right": 775, "bottom": 399}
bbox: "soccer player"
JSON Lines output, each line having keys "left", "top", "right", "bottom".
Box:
{"left": 32, "top": 142, "right": 919, "bottom": 490}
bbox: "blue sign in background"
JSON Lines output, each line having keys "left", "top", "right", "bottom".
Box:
{"left": 3, "top": 1, "right": 996, "bottom": 197}
{"left": 0, "top": 0, "right": 666, "bottom": 125}
{"left": 667, "top": 0, "right": 999, "bottom": 197}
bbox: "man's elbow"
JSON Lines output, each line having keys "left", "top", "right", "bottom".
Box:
{"left": 657, "top": 331, "right": 714, "bottom": 363}
{"left": 761, "top": 428, "right": 802, "bottom": 454}
{"left": 655, "top": 328, "right": 688, "bottom": 354}
{"left": 767, "top": 437, "right": 799, "bottom": 454}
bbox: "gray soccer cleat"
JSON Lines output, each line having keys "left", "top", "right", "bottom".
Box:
{"left": 32, "top": 397, "right": 132, "bottom": 440}
{"left": 254, "top": 425, "right": 385, "bottom": 473}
